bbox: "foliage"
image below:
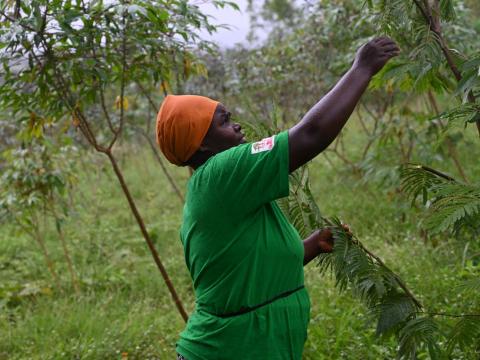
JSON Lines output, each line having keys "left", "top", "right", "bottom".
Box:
{"left": 0, "top": 0, "right": 230, "bottom": 136}
{"left": 0, "top": 139, "right": 75, "bottom": 222}
{"left": 0, "top": 0, "right": 238, "bottom": 322}
{"left": 1, "top": 0, "right": 480, "bottom": 358}
{"left": 401, "top": 163, "right": 480, "bottom": 236}
{"left": 1, "top": 138, "right": 479, "bottom": 358}
{"left": 231, "top": 0, "right": 480, "bottom": 350}
{"left": 314, "top": 216, "right": 445, "bottom": 359}
{"left": 280, "top": 158, "right": 480, "bottom": 358}
{"left": 0, "top": 134, "right": 78, "bottom": 291}
{"left": 189, "top": 0, "right": 479, "bottom": 190}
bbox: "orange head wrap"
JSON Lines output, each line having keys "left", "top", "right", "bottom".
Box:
{"left": 156, "top": 95, "right": 219, "bottom": 166}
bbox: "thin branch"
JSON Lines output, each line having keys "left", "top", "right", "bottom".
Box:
{"left": 29, "top": 38, "right": 100, "bottom": 150}
{"left": 362, "top": 102, "right": 377, "bottom": 122}
{"left": 99, "top": 86, "right": 116, "bottom": 134}
{"left": 323, "top": 217, "right": 423, "bottom": 309}
{"left": 90, "top": 36, "right": 116, "bottom": 135}
{"left": 135, "top": 126, "right": 184, "bottom": 203}
{"left": 52, "top": 66, "right": 101, "bottom": 149}
{"left": 322, "top": 152, "right": 336, "bottom": 168}
{"left": 426, "top": 91, "right": 469, "bottom": 182}
{"left": 109, "top": 6, "right": 128, "bottom": 150}
{"left": 14, "top": 0, "right": 20, "bottom": 19}
{"left": 136, "top": 81, "right": 159, "bottom": 111}
{"left": 0, "top": 9, "right": 36, "bottom": 32}
{"left": 356, "top": 106, "right": 371, "bottom": 137}
{"left": 414, "top": 164, "right": 457, "bottom": 182}
{"left": 412, "top": 0, "right": 480, "bottom": 136}
{"left": 49, "top": 197, "right": 80, "bottom": 294}
{"left": 417, "top": 311, "right": 480, "bottom": 318}
{"left": 160, "top": 78, "right": 169, "bottom": 97}
{"left": 28, "top": 43, "right": 96, "bottom": 148}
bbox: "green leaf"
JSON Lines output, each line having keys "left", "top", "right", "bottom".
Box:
{"left": 375, "top": 292, "right": 416, "bottom": 336}
{"left": 398, "top": 317, "right": 440, "bottom": 360}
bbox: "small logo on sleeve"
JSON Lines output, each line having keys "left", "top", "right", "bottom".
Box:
{"left": 251, "top": 136, "right": 275, "bottom": 154}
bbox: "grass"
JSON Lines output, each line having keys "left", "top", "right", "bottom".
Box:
{"left": 1, "top": 120, "right": 479, "bottom": 359}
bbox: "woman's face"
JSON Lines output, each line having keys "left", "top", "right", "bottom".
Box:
{"left": 200, "top": 103, "right": 246, "bottom": 155}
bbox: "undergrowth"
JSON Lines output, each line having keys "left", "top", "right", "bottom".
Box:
{"left": 1, "top": 121, "right": 479, "bottom": 359}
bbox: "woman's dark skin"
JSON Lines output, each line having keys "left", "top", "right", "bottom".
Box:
{"left": 186, "top": 37, "right": 400, "bottom": 265}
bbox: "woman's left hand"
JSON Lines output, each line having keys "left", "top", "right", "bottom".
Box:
{"left": 318, "top": 224, "right": 351, "bottom": 253}
{"left": 317, "top": 228, "right": 334, "bottom": 253}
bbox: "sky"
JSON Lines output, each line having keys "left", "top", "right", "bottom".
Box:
{"left": 197, "top": 0, "right": 264, "bottom": 47}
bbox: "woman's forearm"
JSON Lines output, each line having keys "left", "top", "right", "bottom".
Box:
{"left": 288, "top": 37, "right": 400, "bottom": 173}
{"left": 297, "top": 66, "right": 372, "bottom": 146}
{"left": 289, "top": 66, "right": 372, "bottom": 173}
{"left": 303, "top": 230, "right": 321, "bottom": 266}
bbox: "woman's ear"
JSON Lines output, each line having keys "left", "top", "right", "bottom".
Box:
{"left": 198, "top": 138, "right": 214, "bottom": 153}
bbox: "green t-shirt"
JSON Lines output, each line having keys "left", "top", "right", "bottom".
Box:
{"left": 177, "top": 131, "right": 310, "bottom": 360}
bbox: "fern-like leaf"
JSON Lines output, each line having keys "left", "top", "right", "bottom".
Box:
{"left": 425, "top": 182, "right": 480, "bottom": 234}
{"left": 375, "top": 291, "right": 416, "bottom": 336}
{"left": 398, "top": 317, "right": 441, "bottom": 360}
{"left": 446, "top": 316, "right": 480, "bottom": 353}
{"left": 400, "top": 163, "right": 453, "bottom": 204}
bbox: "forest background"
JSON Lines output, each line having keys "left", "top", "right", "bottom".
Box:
{"left": 0, "top": 0, "right": 480, "bottom": 359}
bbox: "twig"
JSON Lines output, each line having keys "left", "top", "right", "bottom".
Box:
{"left": 356, "top": 106, "right": 371, "bottom": 137}
{"left": 136, "top": 81, "right": 159, "bottom": 111}
{"left": 412, "top": 0, "right": 480, "bottom": 136}
{"left": 109, "top": 5, "right": 128, "bottom": 150}
{"left": 0, "top": 8, "right": 35, "bottom": 32}
{"left": 417, "top": 311, "right": 480, "bottom": 318}
{"left": 414, "top": 164, "right": 457, "bottom": 182}
{"left": 322, "top": 217, "right": 423, "bottom": 309}
{"left": 49, "top": 198, "right": 80, "bottom": 294}
{"left": 426, "top": 91, "right": 469, "bottom": 183}
{"left": 90, "top": 38, "right": 116, "bottom": 135}
{"left": 135, "top": 127, "right": 184, "bottom": 203}
{"left": 99, "top": 86, "right": 116, "bottom": 134}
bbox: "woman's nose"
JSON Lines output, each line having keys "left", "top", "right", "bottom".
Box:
{"left": 233, "top": 123, "right": 241, "bottom": 131}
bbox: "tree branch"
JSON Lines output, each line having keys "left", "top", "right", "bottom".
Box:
{"left": 109, "top": 6, "right": 128, "bottom": 150}
{"left": 417, "top": 311, "right": 480, "bottom": 318}
{"left": 136, "top": 81, "right": 159, "bottom": 111}
{"left": 322, "top": 217, "right": 423, "bottom": 309}
{"left": 412, "top": 0, "right": 480, "bottom": 136}
{"left": 414, "top": 164, "right": 457, "bottom": 182}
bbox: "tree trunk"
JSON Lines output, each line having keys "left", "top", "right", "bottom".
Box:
{"left": 105, "top": 150, "right": 188, "bottom": 322}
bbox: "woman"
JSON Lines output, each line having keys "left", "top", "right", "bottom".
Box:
{"left": 156, "top": 37, "right": 399, "bottom": 360}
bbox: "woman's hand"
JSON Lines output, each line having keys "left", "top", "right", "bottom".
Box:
{"left": 353, "top": 37, "right": 400, "bottom": 77}
{"left": 303, "top": 224, "right": 350, "bottom": 265}
{"left": 288, "top": 36, "right": 400, "bottom": 174}
{"left": 317, "top": 224, "right": 351, "bottom": 253}
{"left": 317, "top": 228, "right": 334, "bottom": 253}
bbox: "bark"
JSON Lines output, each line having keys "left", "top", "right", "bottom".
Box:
{"left": 413, "top": 0, "right": 480, "bottom": 136}
{"left": 106, "top": 150, "right": 188, "bottom": 322}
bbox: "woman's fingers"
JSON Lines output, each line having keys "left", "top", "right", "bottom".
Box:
{"left": 382, "top": 44, "right": 400, "bottom": 52}
{"left": 375, "top": 36, "right": 396, "bottom": 46}
{"left": 341, "top": 224, "right": 353, "bottom": 236}
{"left": 319, "top": 228, "right": 333, "bottom": 240}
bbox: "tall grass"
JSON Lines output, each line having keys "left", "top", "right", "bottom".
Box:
{"left": 1, "top": 121, "right": 479, "bottom": 359}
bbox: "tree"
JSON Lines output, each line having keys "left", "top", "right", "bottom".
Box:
{"left": 0, "top": 0, "right": 238, "bottom": 322}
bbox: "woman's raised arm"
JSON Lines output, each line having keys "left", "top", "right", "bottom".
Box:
{"left": 288, "top": 37, "right": 399, "bottom": 173}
